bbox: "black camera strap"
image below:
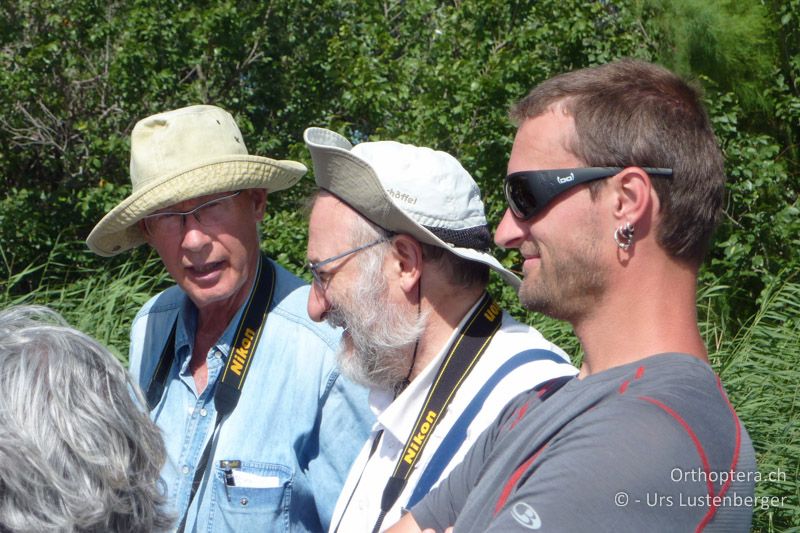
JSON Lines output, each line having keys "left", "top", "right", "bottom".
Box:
{"left": 368, "top": 293, "right": 503, "bottom": 533}
{"left": 145, "top": 255, "right": 276, "bottom": 531}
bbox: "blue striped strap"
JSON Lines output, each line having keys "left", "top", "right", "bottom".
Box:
{"left": 405, "top": 349, "right": 571, "bottom": 508}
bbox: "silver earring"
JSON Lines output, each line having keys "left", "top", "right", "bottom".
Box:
{"left": 614, "top": 222, "right": 635, "bottom": 250}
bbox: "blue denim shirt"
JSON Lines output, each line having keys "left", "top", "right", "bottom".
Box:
{"left": 128, "top": 258, "right": 373, "bottom": 532}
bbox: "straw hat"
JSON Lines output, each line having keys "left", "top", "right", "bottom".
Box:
{"left": 303, "top": 127, "right": 520, "bottom": 288}
{"left": 86, "top": 105, "right": 307, "bottom": 256}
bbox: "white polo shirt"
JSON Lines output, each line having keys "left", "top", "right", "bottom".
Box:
{"left": 328, "top": 298, "right": 577, "bottom": 532}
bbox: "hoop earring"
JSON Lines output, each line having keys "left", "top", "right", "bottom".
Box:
{"left": 614, "top": 222, "right": 635, "bottom": 250}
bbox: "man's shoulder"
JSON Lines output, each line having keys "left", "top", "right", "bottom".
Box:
{"left": 493, "top": 312, "right": 572, "bottom": 363}
{"left": 473, "top": 313, "right": 576, "bottom": 388}
{"left": 266, "top": 259, "right": 342, "bottom": 351}
{"left": 133, "top": 284, "right": 185, "bottom": 324}
{"left": 605, "top": 352, "right": 723, "bottom": 400}
{"left": 534, "top": 354, "right": 747, "bottom": 457}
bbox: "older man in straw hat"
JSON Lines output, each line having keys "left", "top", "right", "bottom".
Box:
{"left": 87, "top": 105, "right": 372, "bottom": 532}
{"left": 302, "top": 128, "right": 576, "bottom": 532}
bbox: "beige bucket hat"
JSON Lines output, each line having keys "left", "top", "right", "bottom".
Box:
{"left": 86, "top": 105, "right": 307, "bottom": 256}
{"left": 303, "top": 127, "right": 520, "bottom": 288}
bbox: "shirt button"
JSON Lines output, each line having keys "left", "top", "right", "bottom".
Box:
{"left": 182, "top": 466, "right": 190, "bottom": 475}
{"left": 200, "top": 408, "right": 208, "bottom": 417}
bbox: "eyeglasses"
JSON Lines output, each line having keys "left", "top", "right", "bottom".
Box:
{"left": 504, "top": 167, "right": 673, "bottom": 220}
{"left": 142, "top": 190, "right": 242, "bottom": 237}
{"left": 307, "top": 236, "right": 392, "bottom": 287}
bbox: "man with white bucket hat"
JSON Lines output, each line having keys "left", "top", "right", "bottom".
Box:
{"left": 87, "top": 105, "right": 372, "bottom": 532}
{"left": 303, "top": 127, "right": 577, "bottom": 532}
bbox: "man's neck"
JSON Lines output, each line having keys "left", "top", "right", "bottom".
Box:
{"left": 194, "top": 255, "right": 261, "bottom": 344}
{"left": 189, "top": 255, "right": 260, "bottom": 393}
{"left": 407, "top": 287, "right": 485, "bottom": 382}
{"left": 574, "top": 257, "right": 708, "bottom": 379}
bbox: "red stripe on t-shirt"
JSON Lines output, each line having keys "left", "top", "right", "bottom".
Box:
{"left": 507, "top": 400, "right": 531, "bottom": 431}
{"left": 641, "top": 376, "right": 743, "bottom": 532}
{"left": 692, "top": 377, "right": 744, "bottom": 532}
{"left": 619, "top": 366, "right": 645, "bottom": 394}
{"left": 639, "top": 396, "right": 714, "bottom": 492}
{"left": 494, "top": 444, "right": 548, "bottom": 516}
{"left": 638, "top": 395, "right": 718, "bottom": 532}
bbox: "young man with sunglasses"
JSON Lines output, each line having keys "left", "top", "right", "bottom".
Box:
{"left": 389, "top": 59, "right": 756, "bottom": 532}
{"left": 86, "top": 105, "right": 373, "bottom": 532}
{"left": 302, "top": 128, "right": 577, "bottom": 532}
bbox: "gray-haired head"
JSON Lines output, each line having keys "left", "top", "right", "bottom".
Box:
{"left": 0, "top": 305, "right": 172, "bottom": 532}
{"left": 304, "top": 127, "right": 520, "bottom": 288}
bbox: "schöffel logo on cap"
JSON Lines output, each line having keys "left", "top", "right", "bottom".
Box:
{"left": 386, "top": 188, "right": 417, "bottom": 205}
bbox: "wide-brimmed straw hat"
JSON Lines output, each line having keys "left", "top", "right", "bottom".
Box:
{"left": 303, "top": 127, "right": 520, "bottom": 288}
{"left": 86, "top": 105, "right": 307, "bottom": 256}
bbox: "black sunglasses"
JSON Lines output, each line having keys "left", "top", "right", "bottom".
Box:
{"left": 504, "top": 167, "right": 673, "bottom": 220}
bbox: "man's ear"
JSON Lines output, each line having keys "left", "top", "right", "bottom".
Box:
{"left": 610, "top": 167, "right": 657, "bottom": 226}
{"left": 138, "top": 220, "right": 154, "bottom": 245}
{"left": 249, "top": 188, "right": 268, "bottom": 220}
{"left": 388, "top": 234, "right": 423, "bottom": 295}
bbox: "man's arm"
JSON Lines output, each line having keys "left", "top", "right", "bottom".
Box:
{"left": 386, "top": 513, "right": 422, "bottom": 533}
{"left": 386, "top": 514, "right": 454, "bottom": 533}
{"left": 390, "top": 390, "right": 530, "bottom": 532}
{"left": 389, "top": 514, "right": 460, "bottom": 533}
{"left": 306, "top": 369, "right": 373, "bottom": 530}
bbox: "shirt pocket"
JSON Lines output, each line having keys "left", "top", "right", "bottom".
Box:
{"left": 209, "top": 461, "right": 293, "bottom": 532}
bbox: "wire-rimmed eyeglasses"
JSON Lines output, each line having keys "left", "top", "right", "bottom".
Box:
{"left": 142, "top": 190, "right": 242, "bottom": 237}
{"left": 307, "top": 235, "right": 393, "bottom": 287}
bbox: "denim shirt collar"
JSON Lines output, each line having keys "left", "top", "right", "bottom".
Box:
{"left": 173, "top": 289, "right": 248, "bottom": 377}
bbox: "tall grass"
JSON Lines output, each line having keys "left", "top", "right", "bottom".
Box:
{"left": 1, "top": 241, "right": 170, "bottom": 362}
{"left": 1, "top": 242, "right": 797, "bottom": 531}
{"left": 701, "top": 274, "right": 800, "bottom": 531}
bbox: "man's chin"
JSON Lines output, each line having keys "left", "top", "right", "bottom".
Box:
{"left": 335, "top": 346, "right": 371, "bottom": 386}
{"left": 335, "top": 347, "right": 404, "bottom": 391}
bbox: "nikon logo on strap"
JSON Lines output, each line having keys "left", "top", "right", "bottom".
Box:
{"left": 366, "top": 293, "right": 503, "bottom": 533}
{"left": 403, "top": 410, "right": 438, "bottom": 465}
{"left": 483, "top": 301, "right": 500, "bottom": 322}
{"left": 230, "top": 327, "right": 256, "bottom": 376}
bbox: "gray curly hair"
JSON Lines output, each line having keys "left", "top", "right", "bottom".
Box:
{"left": 0, "top": 305, "right": 172, "bottom": 532}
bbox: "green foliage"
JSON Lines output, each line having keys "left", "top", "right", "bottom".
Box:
{"left": 2, "top": 240, "right": 170, "bottom": 362}
{"left": 700, "top": 90, "right": 800, "bottom": 327}
{"left": 703, "top": 274, "right": 800, "bottom": 530}
{"left": 639, "top": 0, "right": 776, "bottom": 121}
{"left": 770, "top": 0, "right": 800, "bottom": 168}
{"left": 262, "top": 202, "right": 312, "bottom": 279}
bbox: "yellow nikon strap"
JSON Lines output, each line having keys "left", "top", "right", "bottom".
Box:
{"left": 214, "top": 256, "right": 275, "bottom": 416}
{"left": 371, "top": 293, "right": 502, "bottom": 533}
{"left": 145, "top": 254, "right": 275, "bottom": 412}
{"left": 144, "top": 255, "right": 275, "bottom": 532}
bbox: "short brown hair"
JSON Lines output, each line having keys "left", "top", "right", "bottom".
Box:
{"left": 511, "top": 59, "right": 725, "bottom": 264}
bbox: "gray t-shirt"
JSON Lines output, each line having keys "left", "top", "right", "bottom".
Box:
{"left": 412, "top": 354, "right": 756, "bottom": 532}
